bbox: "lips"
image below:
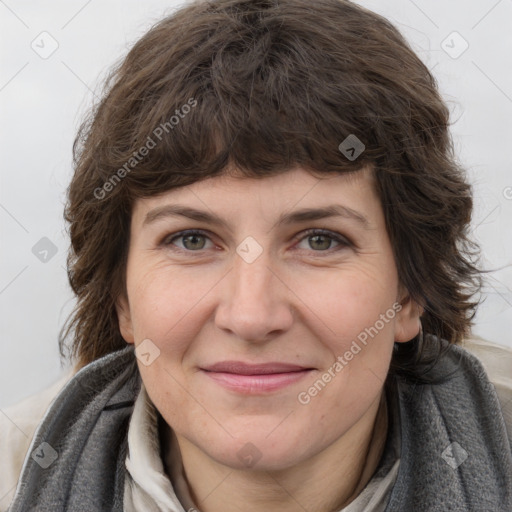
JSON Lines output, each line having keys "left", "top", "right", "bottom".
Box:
{"left": 202, "top": 361, "right": 311, "bottom": 375}
{"left": 200, "top": 361, "right": 314, "bottom": 394}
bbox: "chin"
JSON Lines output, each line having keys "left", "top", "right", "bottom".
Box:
{"left": 199, "top": 429, "right": 318, "bottom": 472}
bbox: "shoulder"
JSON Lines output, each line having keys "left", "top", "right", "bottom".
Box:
{"left": 385, "top": 335, "right": 512, "bottom": 509}
{"left": 0, "top": 371, "right": 74, "bottom": 511}
{"left": 460, "top": 335, "right": 512, "bottom": 444}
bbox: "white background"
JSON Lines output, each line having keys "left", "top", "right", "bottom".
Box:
{"left": 1, "top": 0, "right": 511, "bottom": 409}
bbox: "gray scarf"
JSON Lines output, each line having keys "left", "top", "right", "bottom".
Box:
{"left": 8, "top": 339, "right": 512, "bottom": 511}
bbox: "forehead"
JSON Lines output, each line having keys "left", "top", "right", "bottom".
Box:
{"left": 131, "top": 166, "right": 380, "bottom": 227}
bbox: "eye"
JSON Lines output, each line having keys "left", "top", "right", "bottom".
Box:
{"left": 161, "top": 228, "right": 351, "bottom": 254}
{"left": 295, "top": 229, "right": 351, "bottom": 253}
{"left": 162, "top": 230, "right": 215, "bottom": 251}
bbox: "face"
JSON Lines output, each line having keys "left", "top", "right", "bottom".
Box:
{"left": 117, "top": 167, "right": 420, "bottom": 471}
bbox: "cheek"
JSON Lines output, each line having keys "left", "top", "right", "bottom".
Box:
{"left": 293, "top": 264, "right": 398, "bottom": 349}
{"left": 293, "top": 265, "right": 399, "bottom": 408}
{"left": 126, "top": 263, "right": 218, "bottom": 351}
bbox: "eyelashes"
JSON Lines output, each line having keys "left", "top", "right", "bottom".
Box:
{"left": 160, "top": 228, "right": 353, "bottom": 255}
{"left": 162, "top": 229, "right": 216, "bottom": 252}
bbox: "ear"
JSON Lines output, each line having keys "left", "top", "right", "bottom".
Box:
{"left": 115, "top": 294, "right": 135, "bottom": 344}
{"left": 394, "top": 286, "right": 423, "bottom": 343}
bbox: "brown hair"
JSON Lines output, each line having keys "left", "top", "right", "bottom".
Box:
{"left": 61, "top": 0, "right": 481, "bottom": 375}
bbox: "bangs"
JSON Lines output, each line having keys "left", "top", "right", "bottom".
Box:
{"left": 88, "top": 0, "right": 403, "bottom": 197}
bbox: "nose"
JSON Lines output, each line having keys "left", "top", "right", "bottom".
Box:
{"left": 214, "top": 249, "right": 295, "bottom": 343}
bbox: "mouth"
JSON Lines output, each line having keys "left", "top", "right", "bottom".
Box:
{"left": 200, "top": 361, "right": 315, "bottom": 394}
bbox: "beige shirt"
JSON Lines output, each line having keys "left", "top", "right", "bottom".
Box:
{"left": 2, "top": 336, "right": 511, "bottom": 511}
{"left": 123, "top": 384, "right": 401, "bottom": 512}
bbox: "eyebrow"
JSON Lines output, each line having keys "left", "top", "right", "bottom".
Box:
{"left": 143, "top": 204, "right": 370, "bottom": 229}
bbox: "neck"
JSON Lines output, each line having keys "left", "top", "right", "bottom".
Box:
{"left": 163, "top": 391, "right": 388, "bottom": 512}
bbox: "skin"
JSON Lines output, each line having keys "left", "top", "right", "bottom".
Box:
{"left": 117, "top": 166, "right": 422, "bottom": 511}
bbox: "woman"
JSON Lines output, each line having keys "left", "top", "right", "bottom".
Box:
{"left": 3, "top": 0, "right": 512, "bottom": 510}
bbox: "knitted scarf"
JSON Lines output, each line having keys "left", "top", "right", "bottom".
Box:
{"left": 8, "top": 340, "right": 512, "bottom": 511}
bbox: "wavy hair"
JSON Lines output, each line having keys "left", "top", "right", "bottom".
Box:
{"left": 60, "top": 0, "right": 482, "bottom": 377}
